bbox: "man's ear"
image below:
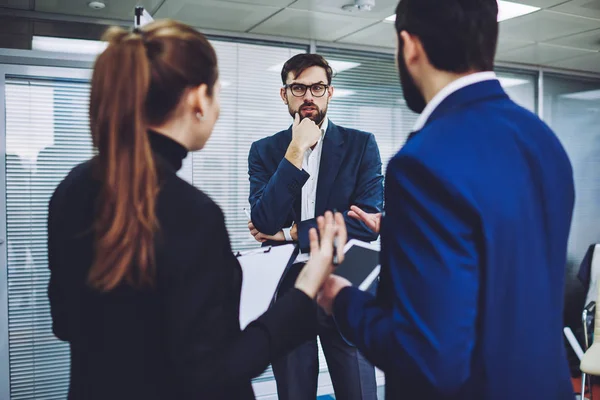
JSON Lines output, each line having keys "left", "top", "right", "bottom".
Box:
{"left": 327, "top": 85, "right": 334, "bottom": 102}
{"left": 400, "top": 31, "right": 419, "bottom": 67}
{"left": 280, "top": 87, "right": 288, "bottom": 104}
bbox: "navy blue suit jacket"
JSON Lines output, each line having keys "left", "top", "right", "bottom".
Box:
{"left": 333, "top": 80, "right": 576, "bottom": 399}
{"left": 248, "top": 121, "right": 383, "bottom": 251}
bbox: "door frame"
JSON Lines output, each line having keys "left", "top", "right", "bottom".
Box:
{"left": 0, "top": 53, "right": 92, "bottom": 399}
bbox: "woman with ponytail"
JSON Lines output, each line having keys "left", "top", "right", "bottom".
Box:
{"left": 47, "top": 20, "right": 345, "bottom": 400}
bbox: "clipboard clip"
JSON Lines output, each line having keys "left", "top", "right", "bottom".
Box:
{"left": 235, "top": 246, "right": 272, "bottom": 258}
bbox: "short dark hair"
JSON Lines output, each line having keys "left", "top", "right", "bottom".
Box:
{"left": 281, "top": 53, "right": 334, "bottom": 85}
{"left": 394, "top": 0, "right": 499, "bottom": 72}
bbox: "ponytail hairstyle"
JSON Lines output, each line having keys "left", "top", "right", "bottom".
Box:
{"left": 88, "top": 20, "right": 218, "bottom": 291}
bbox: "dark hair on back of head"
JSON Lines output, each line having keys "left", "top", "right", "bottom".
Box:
{"left": 281, "top": 53, "right": 334, "bottom": 85}
{"left": 394, "top": 0, "right": 499, "bottom": 72}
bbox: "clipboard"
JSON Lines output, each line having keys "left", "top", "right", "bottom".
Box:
{"left": 333, "top": 239, "right": 380, "bottom": 291}
{"left": 237, "top": 244, "right": 299, "bottom": 329}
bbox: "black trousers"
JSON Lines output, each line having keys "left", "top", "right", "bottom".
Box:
{"left": 272, "top": 263, "right": 377, "bottom": 400}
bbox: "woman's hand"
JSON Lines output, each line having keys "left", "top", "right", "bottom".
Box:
{"left": 294, "top": 211, "right": 347, "bottom": 299}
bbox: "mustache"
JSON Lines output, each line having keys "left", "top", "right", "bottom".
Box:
{"left": 299, "top": 102, "right": 319, "bottom": 110}
{"left": 289, "top": 101, "right": 326, "bottom": 125}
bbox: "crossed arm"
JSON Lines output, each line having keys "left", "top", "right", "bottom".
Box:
{"left": 248, "top": 134, "right": 383, "bottom": 250}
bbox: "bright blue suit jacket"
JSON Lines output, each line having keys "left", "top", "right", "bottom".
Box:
{"left": 333, "top": 80, "right": 576, "bottom": 399}
{"left": 248, "top": 121, "right": 383, "bottom": 251}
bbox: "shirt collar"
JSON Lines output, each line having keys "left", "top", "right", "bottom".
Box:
{"left": 412, "top": 71, "right": 498, "bottom": 132}
{"left": 306, "top": 117, "right": 328, "bottom": 157}
{"left": 320, "top": 117, "right": 329, "bottom": 136}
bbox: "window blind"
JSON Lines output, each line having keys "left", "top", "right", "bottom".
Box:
{"left": 6, "top": 77, "right": 94, "bottom": 399}
{"left": 187, "top": 40, "right": 305, "bottom": 253}
{"left": 318, "top": 47, "right": 417, "bottom": 170}
{"left": 186, "top": 40, "right": 305, "bottom": 383}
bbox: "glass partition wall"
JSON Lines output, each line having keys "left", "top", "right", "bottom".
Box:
{"left": 0, "top": 41, "right": 597, "bottom": 399}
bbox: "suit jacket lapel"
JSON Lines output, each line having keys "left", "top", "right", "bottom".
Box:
{"left": 279, "top": 126, "right": 302, "bottom": 222}
{"left": 316, "top": 122, "right": 344, "bottom": 217}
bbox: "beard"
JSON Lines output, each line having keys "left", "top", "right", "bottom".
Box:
{"left": 288, "top": 101, "right": 327, "bottom": 126}
{"left": 397, "top": 52, "right": 427, "bottom": 114}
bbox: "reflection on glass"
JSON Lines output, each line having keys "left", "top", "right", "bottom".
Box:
{"left": 496, "top": 70, "right": 536, "bottom": 113}
{"left": 319, "top": 48, "right": 417, "bottom": 169}
{"left": 544, "top": 75, "right": 600, "bottom": 271}
{"left": 6, "top": 78, "right": 94, "bottom": 399}
{"left": 190, "top": 41, "right": 306, "bottom": 253}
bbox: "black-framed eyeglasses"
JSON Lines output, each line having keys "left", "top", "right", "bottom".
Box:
{"left": 285, "top": 83, "right": 329, "bottom": 98}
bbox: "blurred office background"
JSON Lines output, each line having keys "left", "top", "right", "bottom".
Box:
{"left": 1, "top": 0, "right": 600, "bottom": 398}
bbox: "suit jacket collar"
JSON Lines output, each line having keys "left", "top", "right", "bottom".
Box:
{"left": 411, "top": 78, "right": 508, "bottom": 138}
{"left": 413, "top": 72, "right": 497, "bottom": 131}
{"left": 316, "top": 121, "right": 344, "bottom": 216}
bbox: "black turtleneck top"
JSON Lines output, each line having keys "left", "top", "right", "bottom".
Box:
{"left": 47, "top": 131, "right": 317, "bottom": 400}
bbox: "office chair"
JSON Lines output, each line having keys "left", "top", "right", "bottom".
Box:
{"left": 581, "top": 301, "right": 595, "bottom": 400}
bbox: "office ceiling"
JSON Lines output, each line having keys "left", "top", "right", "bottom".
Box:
{"left": 2, "top": 0, "right": 600, "bottom": 74}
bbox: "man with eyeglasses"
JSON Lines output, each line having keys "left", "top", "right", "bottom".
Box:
{"left": 247, "top": 53, "right": 383, "bottom": 400}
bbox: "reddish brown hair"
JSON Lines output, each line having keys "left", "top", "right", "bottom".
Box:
{"left": 88, "top": 20, "right": 218, "bottom": 291}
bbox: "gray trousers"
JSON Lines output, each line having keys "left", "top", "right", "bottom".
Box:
{"left": 272, "top": 264, "right": 377, "bottom": 400}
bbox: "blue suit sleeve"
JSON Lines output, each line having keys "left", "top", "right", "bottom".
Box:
{"left": 248, "top": 141, "right": 309, "bottom": 235}
{"left": 296, "top": 133, "right": 384, "bottom": 250}
{"left": 332, "top": 153, "right": 480, "bottom": 395}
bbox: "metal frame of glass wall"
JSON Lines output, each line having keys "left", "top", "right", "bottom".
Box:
{"left": 0, "top": 60, "right": 91, "bottom": 400}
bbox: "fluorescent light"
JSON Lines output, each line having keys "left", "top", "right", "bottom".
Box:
{"left": 32, "top": 36, "right": 107, "bottom": 55}
{"left": 383, "top": 1, "right": 539, "bottom": 24}
{"left": 329, "top": 60, "right": 361, "bottom": 73}
{"left": 268, "top": 60, "right": 361, "bottom": 74}
{"left": 498, "top": 77, "right": 530, "bottom": 88}
{"left": 562, "top": 89, "right": 600, "bottom": 101}
{"left": 497, "top": 0, "right": 539, "bottom": 22}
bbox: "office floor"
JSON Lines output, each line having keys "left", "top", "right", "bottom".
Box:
{"left": 573, "top": 377, "right": 600, "bottom": 399}
{"left": 317, "top": 386, "right": 385, "bottom": 399}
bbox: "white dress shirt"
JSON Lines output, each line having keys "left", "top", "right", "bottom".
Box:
{"left": 301, "top": 117, "right": 328, "bottom": 221}
{"left": 412, "top": 71, "right": 498, "bottom": 132}
{"left": 294, "top": 117, "right": 327, "bottom": 262}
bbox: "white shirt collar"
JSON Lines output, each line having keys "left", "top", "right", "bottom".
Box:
{"left": 412, "top": 71, "right": 498, "bottom": 132}
{"left": 320, "top": 117, "right": 329, "bottom": 136}
{"left": 305, "top": 117, "right": 328, "bottom": 156}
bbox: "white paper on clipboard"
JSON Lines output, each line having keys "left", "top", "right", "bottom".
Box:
{"left": 237, "top": 244, "right": 297, "bottom": 329}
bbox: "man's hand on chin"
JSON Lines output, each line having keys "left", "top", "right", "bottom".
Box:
{"left": 317, "top": 275, "right": 352, "bottom": 315}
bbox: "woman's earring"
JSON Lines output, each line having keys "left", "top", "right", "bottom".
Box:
{"left": 196, "top": 112, "right": 205, "bottom": 121}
